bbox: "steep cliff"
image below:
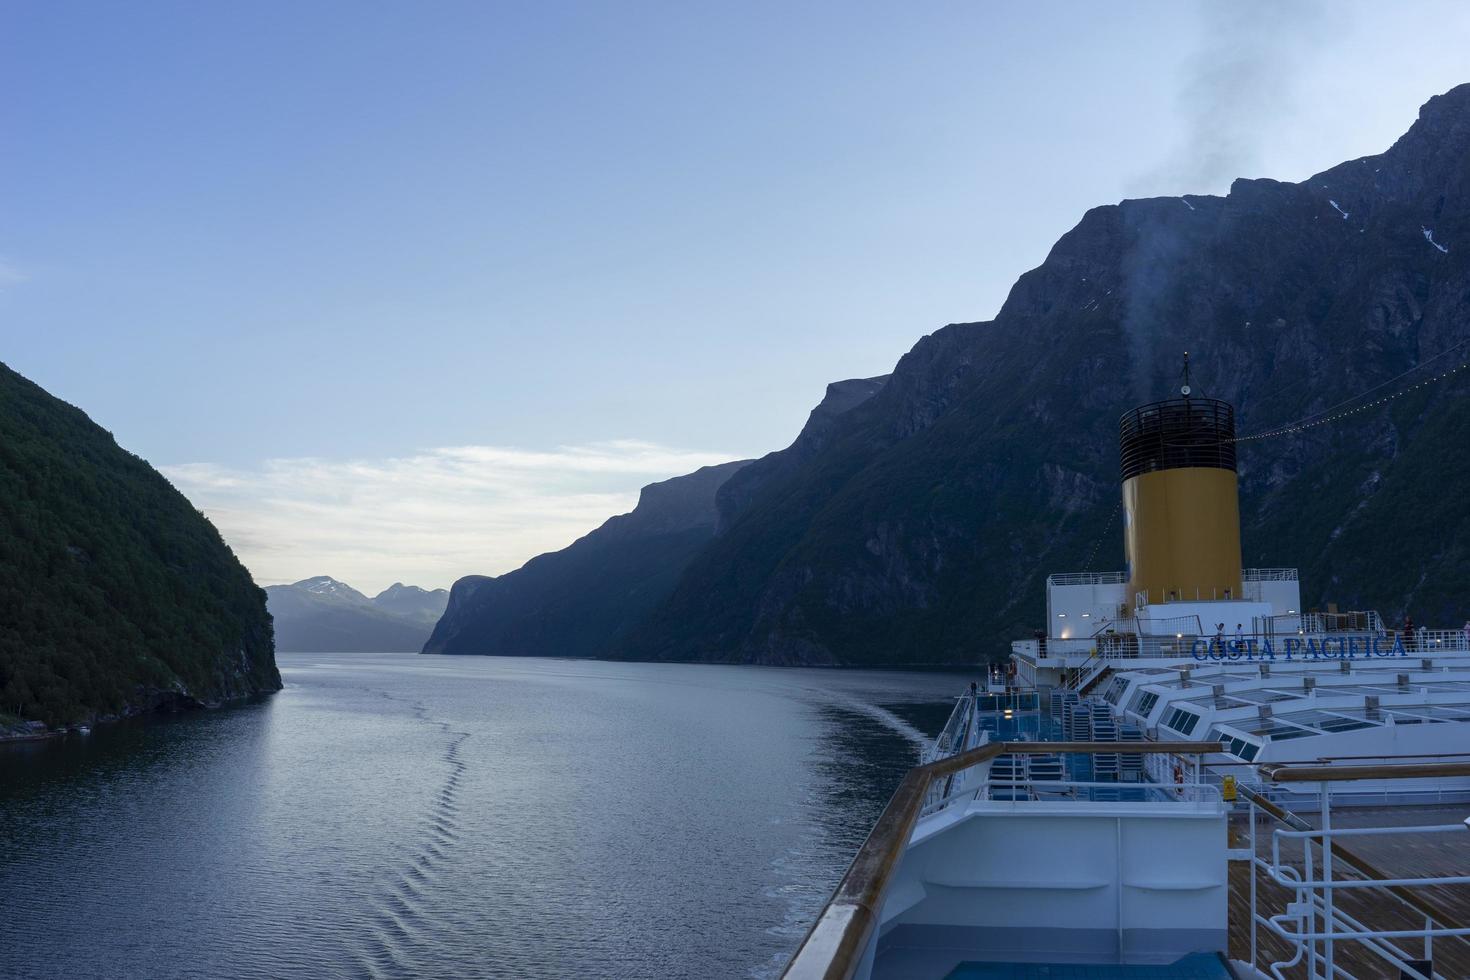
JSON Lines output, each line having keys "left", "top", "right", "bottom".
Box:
{"left": 621, "top": 84, "right": 1470, "bottom": 665}
{"left": 0, "top": 362, "right": 281, "bottom": 728}
{"left": 714, "top": 376, "right": 888, "bottom": 531}
{"left": 423, "top": 460, "right": 752, "bottom": 656}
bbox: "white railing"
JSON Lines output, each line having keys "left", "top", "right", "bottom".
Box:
{"left": 921, "top": 774, "right": 1220, "bottom": 816}
{"left": 1413, "top": 629, "right": 1470, "bottom": 652}
{"left": 1047, "top": 571, "right": 1126, "bottom": 586}
{"left": 1242, "top": 768, "right": 1470, "bottom": 980}
{"left": 1158, "top": 628, "right": 1470, "bottom": 659}
{"left": 922, "top": 694, "right": 974, "bottom": 765}
{"left": 1243, "top": 568, "right": 1300, "bottom": 582}
{"left": 922, "top": 727, "right": 988, "bottom": 812}
{"left": 981, "top": 778, "right": 1220, "bottom": 804}
{"left": 1138, "top": 613, "right": 1207, "bottom": 636}
{"left": 1299, "top": 610, "right": 1385, "bottom": 634}
{"left": 1253, "top": 823, "right": 1465, "bottom": 980}
{"left": 1047, "top": 569, "right": 1297, "bottom": 587}
{"left": 1029, "top": 629, "right": 1470, "bottom": 665}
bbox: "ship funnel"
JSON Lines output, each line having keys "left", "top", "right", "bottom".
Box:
{"left": 1119, "top": 394, "right": 1242, "bottom": 611}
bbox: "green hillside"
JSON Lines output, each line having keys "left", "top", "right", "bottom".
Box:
{"left": 0, "top": 362, "right": 280, "bottom": 727}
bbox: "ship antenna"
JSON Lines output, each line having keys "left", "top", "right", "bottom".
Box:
{"left": 1179, "top": 351, "right": 1192, "bottom": 398}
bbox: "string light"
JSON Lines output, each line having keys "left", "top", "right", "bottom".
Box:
{"left": 1233, "top": 356, "right": 1469, "bottom": 443}
{"left": 1083, "top": 500, "right": 1121, "bottom": 571}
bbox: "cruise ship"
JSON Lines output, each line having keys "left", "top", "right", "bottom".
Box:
{"left": 783, "top": 385, "right": 1470, "bottom": 980}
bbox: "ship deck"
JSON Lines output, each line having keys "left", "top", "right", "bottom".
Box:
{"left": 1228, "top": 803, "right": 1470, "bottom": 978}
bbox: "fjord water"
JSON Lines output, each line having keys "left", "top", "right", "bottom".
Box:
{"left": 0, "top": 654, "right": 969, "bottom": 980}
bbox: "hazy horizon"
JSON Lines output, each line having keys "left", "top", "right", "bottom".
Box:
{"left": 6, "top": 1, "right": 1470, "bottom": 593}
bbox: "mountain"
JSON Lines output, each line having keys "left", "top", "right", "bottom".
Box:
{"left": 0, "top": 362, "right": 280, "bottom": 730}
{"left": 264, "top": 576, "right": 448, "bottom": 652}
{"left": 289, "top": 575, "right": 370, "bottom": 604}
{"left": 616, "top": 83, "right": 1470, "bottom": 666}
{"left": 714, "top": 376, "right": 888, "bottom": 530}
{"left": 424, "top": 458, "right": 758, "bottom": 656}
{"left": 372, "top": 582, "right": 451, "bottom": 623}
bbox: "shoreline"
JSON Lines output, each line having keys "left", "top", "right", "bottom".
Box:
{"left": 0, "top": 687, "right": 283, "bottom": 746}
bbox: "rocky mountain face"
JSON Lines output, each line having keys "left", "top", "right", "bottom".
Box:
{"left": 0, "top": 362, "right": 281, "bottom": 730}
{"left": 713, "top": 376, "right": 888, "bottom": 531}
{"left": 265, "top": 577, "right": 448, "bottom": 652}
{"left": 617, "top": 84, "right": 1470, "bottom": 665}
{"left": 423, "top": 460, "right": 754, "bottom": 656}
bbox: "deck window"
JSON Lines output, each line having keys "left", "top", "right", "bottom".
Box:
{"left": 1128, "top": 689, "right": 1160, "bottom": 718}
{"left": 1164, "top": 707, "right": 1200, "bottom": 736}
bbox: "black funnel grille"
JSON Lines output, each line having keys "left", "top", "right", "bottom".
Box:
{"left": 1119, "top": 397, "right": 1236, "bottom": 480}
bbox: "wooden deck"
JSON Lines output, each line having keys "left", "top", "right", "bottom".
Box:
{"left": 1228, "top": 804, "right": 1470, "bottom": 978}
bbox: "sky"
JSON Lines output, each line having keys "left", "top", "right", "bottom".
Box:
{"left": 4, "top": 1, "right": 1470, "bottom": 593}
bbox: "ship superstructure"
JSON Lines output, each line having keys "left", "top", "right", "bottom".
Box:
{"left": 784, "top": 378, "right": 1470, "bottom": 980}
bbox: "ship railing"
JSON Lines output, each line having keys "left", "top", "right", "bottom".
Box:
{"left": 1243, "top": 568, "right": 1300, "bottom": 582}
{"left": 921, "top": 694, "right": 975, "bottom": 766}
{"left": 924, "top": 776, "right": 1221, "bottom": 812}
{"left": 1406, "top": 629, "right": 1470, "bottom": 652}
{"left": 781, "top": 740, "right": 1224, "bottom": 980}
{"left": 1047, "top": 571, "right": 1126, "bottom": 586}
{"left": 922, "top": 691, "right": 1044, "bottom": 806}
{"left": 1240, "top": 760, "right": 1470, "bottom": 980}
{"left": 922, "top": 730, "right": 990, "bottom": 812}
{"left": 1058, "top": 628, "right": 1470, "bottom": 663}
{"left": 1299, "top": 610, "right": 1385, "bottom": 634}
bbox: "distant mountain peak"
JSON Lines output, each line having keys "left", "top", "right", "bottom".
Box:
{"left": 291, "top": 575, "right": 370, "bottom": 604}
{"left": 266, "top": 576, "right": 450, "bottom": 652}
{"left": 373, "top": 582, "right": 447, "bottom": 601}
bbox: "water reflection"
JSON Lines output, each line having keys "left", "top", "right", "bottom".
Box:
{"left": 0, "top": 655, "right": 973, "bottom": 980}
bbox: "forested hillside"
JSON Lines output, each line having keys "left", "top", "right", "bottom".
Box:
{"left": 0, "top": 363, "right": 280, "bottom": 728}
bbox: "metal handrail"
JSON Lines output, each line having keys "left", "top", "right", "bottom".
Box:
{"left": 1261, "top": 760, "right": 1470, "bottom": 783}
{"left": 1242, "top": 568, "right": 1300, "bottom": 582}
{"left": 1240, "top": 781, "right": 1470, "bottom": 980}
{"left": 922, "top": 695, "right": 974, "bottom": 765}
{"left": 1238, "top": 773, "right": 1470, "bottom": 979}
{"left": 1048, "top": 571, "right": 1127, "bottom": 586}
{"left": 780, "top": 740, "right": 1225, "bottom": 980}
{"left": 1063, "top": 651, "right": 1104, "bottom": 692}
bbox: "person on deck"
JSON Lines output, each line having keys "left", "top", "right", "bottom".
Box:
{"left": 1404, "top": 616, "right": 1417, "bottom": 651}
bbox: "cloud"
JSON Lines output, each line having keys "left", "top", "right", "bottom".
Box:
{"left": 162, "top": 440, "right": 736, "bottom": 595}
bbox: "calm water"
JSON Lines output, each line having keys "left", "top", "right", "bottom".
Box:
{"left": 0, "top": 654, "right": 972, "bottom": 980}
